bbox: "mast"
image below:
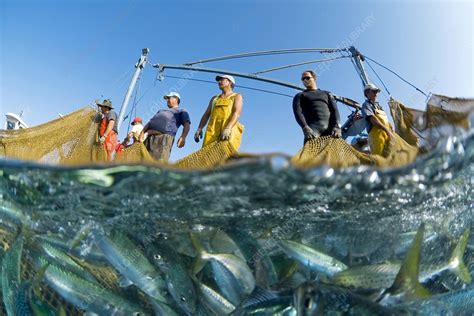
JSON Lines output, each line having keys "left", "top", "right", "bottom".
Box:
{"left": 116, "top": 48, "right": 149, "bottom": 133}
{"left": 349, "top": 46, "right": 370, "bottom": 88}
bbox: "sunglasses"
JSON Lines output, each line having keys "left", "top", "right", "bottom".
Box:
{"left": 301, "top": 76, "right": 312, "bottom": 81}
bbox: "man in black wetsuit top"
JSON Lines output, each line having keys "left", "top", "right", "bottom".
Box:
{"left": 293, "top": 70, "right": 342, "bottom": 143}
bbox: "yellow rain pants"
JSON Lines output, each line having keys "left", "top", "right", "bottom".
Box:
{"left": 369, "top": 109, "right": 391, "bottom": 156}
{"left": 203, "top": 93, "right": 244, "bottom": 151}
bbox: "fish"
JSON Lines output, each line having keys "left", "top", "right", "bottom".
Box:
{"left": 192, "top": 232, "right": 256, "bottom": 297}
{"left": 330, "top": 226, "right": 471, "bottom": 290}
{"left": 293, "top": 281, "right": 402, "bottom": 316}
{"left": 35, "top": 234, "right": 108, "bottom": 266}
{"left": 279, "top": 239, "right": 348, "bottom": 276}
{"left": 396, "top": 284, "right": 474, "bottom": 315}
{"left": 40, "top": 257, "right": 145, "bottom": 315}
{"left": 14, "top": 265, "right": 58, "bottom": 316}
{"left": 0, "top": 200, "right": 29, "bottom": 230}
{"left": 151, "top": 241, "right": 197, "bottom": 315}
{"left": 91, "top": 228, "right": 167, "bottom": 302}
{"left": 38, "top": 240, "right": 98, "bottom": 283}
{"left": 192, "top": 276, "right": 236, "bottom": 315}
{"left": 233, "top": 286, "right": 296, "bottom": 316}
{"left": 377, "top": 223, "right": 431, "bottom": 306}
{"left": 2, "top": 234, "right": 23, "bottom": 316}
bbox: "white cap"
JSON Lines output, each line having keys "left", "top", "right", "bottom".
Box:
{"left": 163, "top": 92, "right": 181, "bottom": 100}
{"left": 215, "top": 74, "right": 235, "bottom": 85}
{"left": 364, "top": 83, "right": 380, "bottom": 92}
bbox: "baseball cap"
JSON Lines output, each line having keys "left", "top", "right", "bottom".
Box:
{"left": 131, "top": 117, "right": 142, "bottom": 125}
{"left": 215, "top": 74, "right": 236, "bottom": 85}
{"left": 163, "top": 92, "right": 181, "bottom": 100}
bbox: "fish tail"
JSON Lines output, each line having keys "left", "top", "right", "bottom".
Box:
{"left": 190, "top": 232, "right": 209, "bottom": 274}
{"left": 449, "top": 226, "right": 471, "bottom": 284}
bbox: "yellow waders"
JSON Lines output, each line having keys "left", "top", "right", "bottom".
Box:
{"left": 369, "top": 109, "right": 391, "bottom": 156}
{"left": 203, "top": 93, "right": 244, "bottom": 151}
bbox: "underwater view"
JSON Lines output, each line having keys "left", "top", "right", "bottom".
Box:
{"left": 0, "top": 131, "right": 472, "bottom": 315}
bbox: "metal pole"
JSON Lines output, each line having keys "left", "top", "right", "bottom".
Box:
{"left": 349, "top": 46, "right": 370, "bottom": 88}
{"left": 154, "top": 63, "right": 361, "bottom": 109}
{"left": 116, "top": 48, "right": 149, "bottom": 132}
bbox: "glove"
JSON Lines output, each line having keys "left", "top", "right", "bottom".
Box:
{"left": 303, "top": 126, "right": 319, "bottom": 142}
{"left": 331, "top": 127, "right": 342, "bottom": 138}
{"left": 99, "top": 135, "right": 106, "bottom": 144}
{"left": 194, "top": 128, "right": 203, "bottom": 143}
{"left": 221, "top": 128, "right": 232, "bottom": 140}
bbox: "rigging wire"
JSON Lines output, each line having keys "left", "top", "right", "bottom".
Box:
{"left": 364, "top": 55, "right": 428, "bottom": 97}
{"left": 163, "top": 75, "right": 294, "bottom": 98}
{"left": 365, "top": 59, "right": 391, "bottom": 97}
{"left": 124, "top": 73, "right": 143, "bottom": 134}
{"left": 184, "top": 48, "right": 349, "bottom": 65}
{"left": 252, "top": 55, "right": 350, "bottom": 75}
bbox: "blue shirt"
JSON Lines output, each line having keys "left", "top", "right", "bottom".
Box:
{"left": 147, "top": 107, "right": 190, "bottom": 136}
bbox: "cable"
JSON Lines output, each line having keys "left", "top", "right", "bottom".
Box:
{"left": 252, "top": 55, "right": 350, "bottom": 75}
{"left": 365, "top": 59, "right": 391, "bottom": 96}
{"left": 163, "top": 75, "right": 294, "bottom": 98}
{"left": 184, "top": 48, "right": 349, "bottom": 65}
{"left": 364, "top": 55, "right": 428, "bottom": 97}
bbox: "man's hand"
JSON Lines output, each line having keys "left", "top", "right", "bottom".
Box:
{"left": 303, "top": 126, "right": 319, "bottom": 142}
{"left": 331, "top": 127, "right": 342, "bottom": 138}
{"left": 386, "top": 129, "right": 394, "bottom": 140}
{"left": 221, "top": 128, "right": 232, "bottom": 141}
{"left": 99, "top": 135, "right": 106, "bottom": 144}
{"left": 194, "top": 128, "right": 203, "bottom": 143}
{"left": 177, "top": 136, "right": 186, "bottom": 148}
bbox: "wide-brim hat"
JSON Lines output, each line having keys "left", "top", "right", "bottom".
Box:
{"left": 96, "top": 99, "right": 114, "bottom": 109}
{"left": 215, "top": 74, "right": 235, "bottom": 85}
{"left": 163, "top": 92, "right": 181, "bottom": 101}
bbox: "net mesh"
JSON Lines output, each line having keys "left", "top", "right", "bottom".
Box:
{"left": 1, "top": 96, "right": 472, "bottom": 169}
{"left": 389, "top": 95, "right": 473, "bottom": 150}
{"left": 0, "top": 227, "right": 128, "bottom": 315}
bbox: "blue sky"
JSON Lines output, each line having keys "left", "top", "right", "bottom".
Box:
{"left": 1, "top": 0, "right": 473, "bottom": 160}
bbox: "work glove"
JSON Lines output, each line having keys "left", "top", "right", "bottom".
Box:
{"left": 221, "top": 128, "right": 232, "bottom": 141}
{"left": 194, "top": 128, "right": 203, "bottom": 143}
{"left": 99, "top": 136, "right": 106, "bottom": 144}
{"left": 331, "top": 127, "right": 342, "bottom": 138}
{"left": 303, "top": 126, "right": 319, "bottom": 142}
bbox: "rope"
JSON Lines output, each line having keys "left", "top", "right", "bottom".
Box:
{"left": 365, "top": 59, "right": 391, "bottom": 96}
{"left": 184, "top": 48, "right": 349, "bottom": 65}
{"left": 252, "top": 55, "right": 350, "bottom": 75}
{"left": 364, "top": 55, "right": 428, "bottom": 97}
{"left": 163, "top": 75, "right": 294, "bottom": 98}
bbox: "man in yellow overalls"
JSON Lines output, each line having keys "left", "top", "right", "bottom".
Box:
{"left": 361, "top": 83, "right": 393, "bottom": 156}
{"left": 194, "top": 74, "right": 244, "bottom": 151}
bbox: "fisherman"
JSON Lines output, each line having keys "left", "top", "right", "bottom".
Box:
{"left": 293, "top": 70, "right": 342, "bottom": 143}
{"left": 361, "top": 83, "right": 393, "bottom": 155}
{"left": 194, "top": 74, "right": 244, "bottom": 151}
{"left": 139, "top": 92, "right": 190, "bottom": 162}
{"left": 96, "top": 99, "right": 118, "bottom": 161}
{"left": 122, "top": 117, "right": 145, "bottom": 147}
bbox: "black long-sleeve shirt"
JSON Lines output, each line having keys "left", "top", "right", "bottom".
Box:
{"left": 292, "top": 89, "right": 341, "bottom": 136}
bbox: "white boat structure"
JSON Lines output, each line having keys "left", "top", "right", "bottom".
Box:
{"left": 4, "top": 112, "right": 28, "bottom": 130}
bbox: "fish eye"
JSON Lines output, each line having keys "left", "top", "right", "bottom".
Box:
{"left": 153, "top": 254, "right": 161, "bottom": 260}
